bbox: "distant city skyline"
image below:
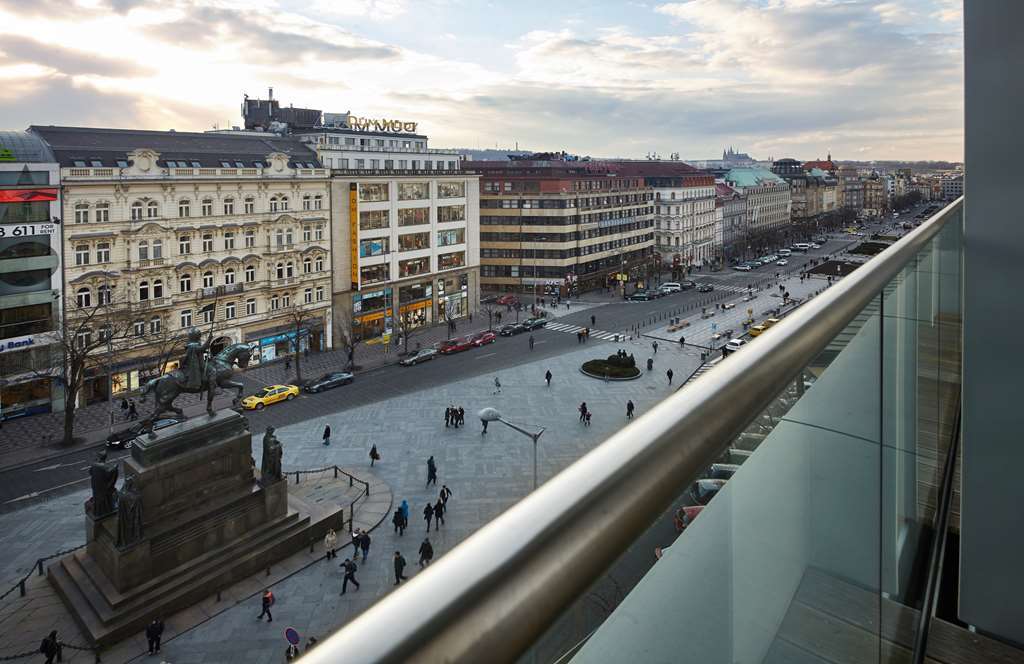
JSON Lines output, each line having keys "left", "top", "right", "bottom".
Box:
{"left": 0, "top": 0, "right": 963, "bottom": 161}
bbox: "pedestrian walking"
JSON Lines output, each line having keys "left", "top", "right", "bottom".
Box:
{"left": 340, "top": 558, "right": 360, "bottom": 594}
{"left": 434, "top": 498, "right": 445, "bottom": 529}
{"left": 591, "top": 314, "right": 596, "bottom": 326}
{"left": 426, "top": 456, "right": 437, "bottom": 486}
{"left": 394, "top": 551, "right": 408, "bottom": 585}
{"left": 493, "top": 376, "right": 502, "bottom": 394}
{"left": 441, "top": 484, "right": 453, "bottom": 505}
{"left": 626, "top": 400, "right": 635, "bottom": 419}
{"left": 370, "top": 444, "right": 381, "bottom": 466}
{"left": 423, "top": 502, "right": 434, "bottom": 530}
{"left": 128, "top": 400, "right": 138, "bottom": 420}
{"left": 667, "top": 368, "right": 674, "bottom": 385}
{"left": 418, "top": 537, "right": 434, "bottom": 567}
{"left": 585, "top": 411, "right": 592, "bottom": 427}
{"left": 120, "top": 398, "right": 129, "bottom": 419}
{"left": 145, "top": 617, "right": 164, "bottom": 655}
{"left": 400, "top": 499, "right": 410, "bottom": 522}
{"left": 324, "top": 528, "right": 338, "bottom": 559}
{"left": 39, "top": 630, "right": 61, "bottom": 664}
{"left": 285, "top": 358, "right": 291, "bottom": 373}
{"left": 679, "top": 335, "right": 686, "bottom": 348}
{"left": 576, "top": 331, "right": 583, "bottom": 344}
{"left": 545, "top": 369, "right": 552, "bottom": 386}
{"left": 652, "top": 340, "right": 659, "bottom": 354}
{"left": 481, "top": 416, "right": 489, "bottom": 434}
{"left": 322, "top": 424, "right": 331, "bottom": 446}
{"left": 359, "top": 530, "right": 371, "bottom": 561}
{"left": 444, "top": 406, "right": 452, "bottom": 428}
{"left": 350, "top": 528, "right": 362, "bottom": 555}
{"left": 286, "top": 644, "right": 301, "bottom": 660}
{"left": 529, "top": 334, "right": 535, "bottom": 351}
{"left": 393, "top": 508, "right": 406, "bottom": 535}
{"left": 257, "top": 588, "right": 274, "bottom": 621}
{"left": 579, "top": 402, "right": 588, "bottom": 422}
{"left": 457, "top": 406, "right": 465, "bottom": 427}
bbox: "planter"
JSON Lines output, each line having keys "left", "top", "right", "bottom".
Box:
{"left": 579, "top": 356, "right": 642, "bottom": 381}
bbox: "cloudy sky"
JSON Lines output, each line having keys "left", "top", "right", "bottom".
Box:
{"left": 0, "top": 0, "right": 963, "bottom": 161}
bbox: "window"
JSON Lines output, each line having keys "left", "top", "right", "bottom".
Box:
{"left": 399, "top": 257, "right": 430, "bottom": 278}
{"left": 315, "top": 256, "right": 324, "bottom": 271}
{"left": 138, "top": 240, "right": 149, "bottom": 261}
{"left": 245, "top": 265, "right": 256, "bottom": 282}
{"left": 245, "top": 298, "right": 256, "bottom": 316}
{"left": 147, "top": 201, "right": 159, "bottom": 218}
{"left": 438, "top": 251, "right": 466, "bottom": 270}
{"left": 276, "top": 262, "right": 285, "bottom": 279}
{"left": 303, "top": 256, "right": 312, "bottom": 273}
{"left": 201, "top": 304, "right": 214, "bottom": 324}
{"left": 178, "top": 199, "right": 190, "bottom": 217}
{"left": 225, "top": 301, "right": 236, "bottom": 319}
{"left": 304, "top": 288, "right": 313, "bottom": 304}
{"left": 398, "top": 207, "right": 430, "bottom": 226}
{"left": 270, "top": 195, "right": 289, "bottom": 212}
{"left": 202, "top": 234, "right": 213, "bottom": 252}
{"left": 438, "top": 181, "right": 465, "bottom": 198}
{"left": 224, "top": 231, "right": 235, "bottom": 250}
{"left": 244, "top": 229, "right": 256, "bottom": 248}
{"left": 286, "top": 262, "right": 294, "bottom": 277}
{"left": 358, "top": 183, "right": 389, "bottom": 202}
{"left": 355, "top": 159, "right": 365, "bottom": 169}
{"left": 201, "top": 199, "right": 213, "bottom": 216}
{"left": 223, "top": 198, "right": 234, "bottom": 215}
{"left": 302, "top": 194, "right": 312, "bottom": 211}
{"left": 75, "top": 330, "right": 91, "bottom": 348}
{"left": 370, "top": 159, "right": 380, "bottom": 170}
{"left": 179, "top": 273, "right": 192, "bottom": 292}
{"left": 437, "top": 228, "right": 465, "bottom": 247}
{"left": 360, "top": 264, "right": 389, "bottom": 285}
{"left": 97, "top": 284, "right": 111, "bottom": 305}
{"left": 139, "top": 280, "right": 150, "bottom": 301}
{"left": 152, "top": 239, "right": 163, "bottom": 259}
{"left": 202, "top": 271, "right": 214, "bottom": 288}
{"left": 316, "top": 286, "right": 324, "bottom": 301}
{"left": 270, "top": 196, "right": 280, "bottom": 212}
{"left": 279, "top": 196, "right": 289, "bottom": 211}
{"left": 149, "top": 317, "right": 161, "bottom": 334}
{"left": 398, "top": 182, "right": 429, "bottom": 200}
{"left": 358, "top": 209, "right": 389, "bottom": 231}
{"left": 275, "top": 229, "right": 286, "bottom": 247}
{"left": 75, "top": 244, "right": 89, "bottom": 266}
{"left": 134, "top": 320, "right": 145, "bottom": 336}
{"left": 96, "top": 242, "right": 110, "bottom": 263}
{"left": 131, "top": 202, "right": 143, "bottom": 221}
{"left": 314, "top": 194, "right": 323, "bottom": 210}
{"left": 74, "top": 203, "right": 89, "bottom": 224}
{"left": 397, "top": 160, "right": 407, "bottom": 169}
{"left": 224, "top": 268, "right": 235, "bottom": 284}
{"left": 180, "top": 309, "right": 192, "bottom": 328}
{"left": 398, "top": 232, "right": 430, "bottom": 252}
{"left": 303, "top": 226, "right": 312, "bottom": 242}
{"left": 76, "top": 287, "right": 91, "bottom": 308}
{"left": 179, "top": 235, "right": 191, "bottom": 255}
{"left": 438, "top": 205, "right": 466, "bottom": 222}
{"left": 270, "top": 295, "right": 280, "bottom": 311}
{"left": 315, "top": 225, "right": 324, "bottom": 241}
{"left": 153, "top": 279, "right": 163, "bottom": 297}
{"left": 244, "top": 197, "right": 255, "bottom": 214}
{"left": 359, "top": 237, "right": 389, "bottom": 257}
{"left": 282, "top": 292, "right": 290, "bottom": 308}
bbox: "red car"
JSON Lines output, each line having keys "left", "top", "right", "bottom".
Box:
{"left": 673, "top": 505, "right": 704, "bottom": 532}
{"left": 439, "top": 336, "right": 474, "bottom": 354}
{"left": 496, "top": 294, "right": 519, "bottom": 306}
{"left": 471, "top": 331, "right": 497, "bottom": 347}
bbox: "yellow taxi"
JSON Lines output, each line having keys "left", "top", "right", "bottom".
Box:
{"left": 748, "top": 324, "right": 768, "bottom": 337}
{"left": 764, "top": 318, "right": 781, "bottom": 328}
{"left": 241, "top": 384, "right": 299, "bottom": 410}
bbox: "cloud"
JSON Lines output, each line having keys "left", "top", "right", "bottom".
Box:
{"left": 0, "top": 35, "right": 154, "bottom": 78}
{"left": 305, "top": 0, "right": 408, "bottom": 20}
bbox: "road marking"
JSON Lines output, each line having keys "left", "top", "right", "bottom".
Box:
{"left": 534, "top": 340, "right": 547, "bottom": 345}
{"left": 4, "top": 477, "right": 89, "bottom": 504}
{"left": 476, "top": 352, "right": 497, "bottom": 359}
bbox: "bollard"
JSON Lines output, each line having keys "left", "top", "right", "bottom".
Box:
{"left": 19, "top": 579, "right": 25, "bottom": 597}
{"left": 334, "top": 466, "right": 339, "bottom": 479}
{"left": 37, "top": 559, "right": 44, "bottom": 576}
{"left": 364, "top": 483, "right": 370, "bottom": 497}
{"left": 310, "top": 539, "right": 315, "bottom": 553}
{"left": 216, "top": 590, "right": 222, "bottom": 602}
{"left": 349, "top": 474, "right": 353, "bottom": 487}
{"left": 266, "top": 567, "right": 271, "bottom": 577}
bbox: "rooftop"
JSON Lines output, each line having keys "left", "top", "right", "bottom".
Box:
{"left": 0, "top": 131, "right": 55, "bottom": 163}
{"left": 725, "top": 166, "right": 786, "bottom": 188}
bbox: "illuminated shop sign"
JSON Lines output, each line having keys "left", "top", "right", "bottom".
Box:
{"left": 348, "top": 117, "right": 418, "bottom": 133}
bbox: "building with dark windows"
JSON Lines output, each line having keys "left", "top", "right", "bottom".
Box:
{"left": 466, "top": 155, "right": 655, "bottom": 297}
{"left": 0, "top": 131, "right": 63, "bottom": 419}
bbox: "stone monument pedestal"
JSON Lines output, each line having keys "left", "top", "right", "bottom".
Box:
{"left": 49, "top": 411, "right": 339, "bottom": 647}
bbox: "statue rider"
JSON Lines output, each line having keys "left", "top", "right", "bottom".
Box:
{"left": 178, "top": 328, "right": 208, "bottom": 392}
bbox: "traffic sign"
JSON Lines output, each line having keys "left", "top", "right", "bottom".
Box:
{"left": 285, "top": 627, "right": 300, "bottom": 645}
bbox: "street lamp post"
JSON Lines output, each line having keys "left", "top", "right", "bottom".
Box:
{"left": 478, "top": 407, "right": 545, "bottom": 490}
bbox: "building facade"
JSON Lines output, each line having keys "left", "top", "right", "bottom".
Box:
{"left": 30, "top": 126, "right": 332, "bottom": 403}
{"left": 327, "top": 173, "right": 480, "bottom": 343}
{"left": 0, "top": 131, "right": 63, "bottom": 418}
{"left": 468, "top": 156, "right": 655, "bottom": 296}
{"left": 716, "top": 182, "right": 747, "bottom": 260}
{"left": 941, "top": 176, "right": 964, "bottom": 200}
{"left": 863, "top": 175, "right": 887, "bottom": 217}
{"left": 723, "top": 168, "right": 791, "bottom": 238}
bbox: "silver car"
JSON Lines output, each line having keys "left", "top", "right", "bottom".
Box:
{"left": 399, "top": 348, "right": 438, "bottom": 366}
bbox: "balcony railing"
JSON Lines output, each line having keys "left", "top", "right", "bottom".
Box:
{"left": 61, "top": 166, "right": 328, "bottom": 180}
{"left": 301, "top": 199, "right": 965, "bottom": 663}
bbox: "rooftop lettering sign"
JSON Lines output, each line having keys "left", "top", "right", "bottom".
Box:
{"left": 348, "top": 117, "right": 418, "bottom": 133}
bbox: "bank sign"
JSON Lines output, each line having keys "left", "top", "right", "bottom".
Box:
{"left": 0, "top": 332, "right": 56, "bottom": 353}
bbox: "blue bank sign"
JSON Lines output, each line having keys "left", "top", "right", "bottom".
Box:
{"left": 0, "top": 333, "right": 55, "bottom": 353}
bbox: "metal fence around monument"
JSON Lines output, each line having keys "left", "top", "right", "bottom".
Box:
{"left": 286, "top": 464, "right": 372, "bottom": 533}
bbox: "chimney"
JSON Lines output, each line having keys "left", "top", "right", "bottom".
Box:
{"left": 268, "top": 87, "right": 273, "bottom": 101}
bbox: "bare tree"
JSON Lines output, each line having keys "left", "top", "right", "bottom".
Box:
{"left": 282, "top": 302, "right": 319, "bottom": 384}
{"left": 391, "top": 292, "right": 423, "bottom": 355}
{"left": 480, "top": 297, "right": 499, "bottom": 331}
{"left": 333, "top": 306, "right": 357, "bottom": 371}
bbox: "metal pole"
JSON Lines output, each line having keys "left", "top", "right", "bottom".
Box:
{"left": 107, "top": 338, "right": 114, "bottom": 437}
{"left": 533, "top": 438, "right": 537, "bottom": 491}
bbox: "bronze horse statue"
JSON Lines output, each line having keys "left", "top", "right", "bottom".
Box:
{"left": 139, "top": 342, "right": 252, "bottom": 422}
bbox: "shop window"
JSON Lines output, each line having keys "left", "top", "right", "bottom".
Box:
{"left": 359, "top": 264, "right": 388, "bottom": 285}
{"left": 74, "top": 203, "right": 89, "bottom": 224}
{"left": 358, "top": 183, "right": 389, "bottom": 202}
{"left": 398, "top": 232, "right": 429, "bottom": 252}
{"left": 398, "top": 207, "right": 429, "bottom": 227}
{"left": 359, "top": 237, "right": 389, "bottom": 257}
{"left": 438, "top": 205, "right": 466, "bottom": 222}
{"left": 398, "top": 182, "right": 429, "bottom": 201}
{"left": 438, "top": 251, "right": 466, "bottom": 270}
{"left": 437, "top": 228, "right": 465, "bottom": 247}
{"left": 399, "top": 282, "right": 432, "bottom": 302}
{"left": 438, "top": 182, "right": 465, "bottom": 198}
{"left": 398, "top": 257, "right": 430, "bottom": 278}
{"left": 358, "top": 209, "right": 389, "bottom": 231}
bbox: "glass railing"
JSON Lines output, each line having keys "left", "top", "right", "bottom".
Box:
{"left": 303, "top": 199, "right": 964, "bottom": 664}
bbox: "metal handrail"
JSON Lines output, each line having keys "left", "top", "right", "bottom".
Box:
{"left": 304, "top": 199, "right": 964, "bottom": 664}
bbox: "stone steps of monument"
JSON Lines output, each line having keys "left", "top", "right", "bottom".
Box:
{"left": 151, "top": 493, "right": 266, "bottom": 557}
{"left": 50, "top": 508, "right": 313, "bottom": 646}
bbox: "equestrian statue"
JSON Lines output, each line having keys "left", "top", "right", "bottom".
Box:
{"left": 139, "top": 328, "right": 252, "bottom": 423}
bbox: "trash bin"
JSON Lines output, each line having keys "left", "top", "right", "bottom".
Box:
{"left": 646, "top": 358, "right": 654, "bottom": 371}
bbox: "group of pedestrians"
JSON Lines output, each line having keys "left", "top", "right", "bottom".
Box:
{"left": 576, "top": 328, "right": 591, "bottom": 343}
{"left": 578, "top": 402, "right": 592, "bottom": 426}
{"left": 118, "top": 398, "right": 139, "bottom": 421}
{"left": 444, "top": 405, "right": 466, "bottom": 428}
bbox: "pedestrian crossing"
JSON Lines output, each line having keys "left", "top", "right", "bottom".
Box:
{"left": 702, "top": 283, "right": 753, "bottom": 295}
{"left": 543, "top": 321, "right": 623, "bottom": 341}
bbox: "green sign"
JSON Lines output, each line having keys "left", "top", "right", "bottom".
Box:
{"left": 0, "top": 148, "right": 15, "bottom": 162}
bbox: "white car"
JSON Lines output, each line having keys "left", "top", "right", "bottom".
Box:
{"left": 725, "top": 339, "right": 747, "bottom": 352}
{"left": 659, "top": 282, "right": 682, "bottom": 293}
{"left": 734, "top": 265, "right": 752, "bottom": 271}
{"left": 776, "top": 259, "right": 788, "bottom": 266}
{"left": 810, "top": 243, "right": 821, "bottom": 249}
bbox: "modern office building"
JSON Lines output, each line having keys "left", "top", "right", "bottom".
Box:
{"left": 29, "top": 126, "right": 332, "bottom": 403}
{"left": 467, "top": 155, "right": 655, "bottom": 297}
{"left": 941, "top": 176, "right": 964, "bottom": 200}
{"left": 0, "top": 131, "right": 63, "bottom": 419}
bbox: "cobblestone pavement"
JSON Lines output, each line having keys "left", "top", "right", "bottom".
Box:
{"left": 0, "top": 339, "right": 699, "bottom": 662}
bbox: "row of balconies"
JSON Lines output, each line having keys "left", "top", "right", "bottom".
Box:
{"left": 63, "top": 166, "right": 329, "bottom": 181}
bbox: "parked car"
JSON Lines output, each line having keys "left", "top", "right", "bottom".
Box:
{"left": 764, "top": 317, "right": 781, "bottom": 328}
{"left": 303, "top": 371, "right": 354, "bottom": 393}
{"left": 748, "top": 324, "right": 768, "bottom": 337}
{"left": 810, "top": 243, "right": 821, "bottom": 249}
{"left": 499, "top": 322, "right": 527, "bottom": 336}
{"left": 242, "top": 384, "right": 299, "bottom": 410}
{"left": 470, "top": 330, "right": 497, "bottom": 346}
{"left": 439, "top": 336, "right": 474, "bottom": 354}
{"left": 722, "top": 302, "right": 736, "bottom": 310}
{"left": 776, "top": 259, "right": 788, "bottom": 266}
{"left": 705, "top": 463, "right": 740, "bottom": 480}
{"left": 711, "top": 329, "right": 734, "bottom": 341}
{"left": 659, "top": 282, "right": 682, "bottom": 293}
{"left": 522, "top": 317, "right": 548, "bottom": 330}
{"left": 720, "top": 448, "right": 753, "bottom": 465}
{"left": 496, "top": 294, "right": 519, "bottom": 306}
{"left": 697, "top": 284, "right": 714, "bottom": 293}
{"left": 673, "top": 505, "right": 704, "bottom": 532}
{"left": 778, "top": 249, "right": 792, "bottom": 256}
{"left": 689, "top": 479, "right": 726, "bottom": 506}
{"left": 644, "top": 289, "right": 664, "bottom": 299}
{"left": 399, "top": 348, "right": 438, "bottom": 366}
{"left": 628, "top": 291, "right": 651, "bottom": 301}
{"left": 734, "top": 265, "right": 752, "bottom": 272}
{"left": 681, "top": 280, "right": 697, "bottom": 289}
{"left": 725, "top": 338, "right": 747, "bottom": 352}
{"left": 106, "top": 417, "right": 183, "bottom": 448}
